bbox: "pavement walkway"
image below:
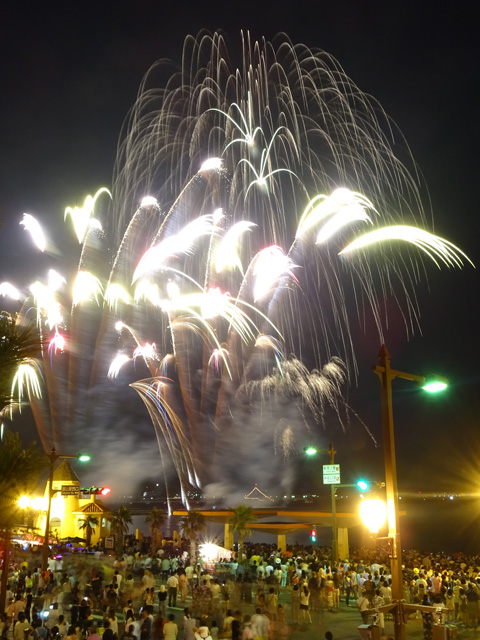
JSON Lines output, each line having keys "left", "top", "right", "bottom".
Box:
{"left": 163, "top": 596, "right": 447, "bottom": 640}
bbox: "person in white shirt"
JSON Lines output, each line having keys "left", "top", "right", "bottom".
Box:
{"left": 379, "top": 582, "right": 392, "bottom": 604}
{"left": 416, "top": 573, "right": 429, "bottom": 598}
{"left": 107, "top": 609, "right": 118, "bottom": 638}
{"left": 45, "top": 604, "right": 60, "bottom": 630}
{"left": 299, "top": 586, "right": 312, "bottom": 624}
{"left": 113, "top": 571, "right": 122, "bottom": 589}
{"left": 167, "top": 573, "right": 179, "bottom": 607}
{"left": 357, "top": 593, "right": 370, "bottom": 624}
{"left": 57, "top": 615, "right": 69, "bottom": 638}
{"left": 181, "top": 610, "right": 197, "bottom": 640}
{"left": 194, "top": 627, "right": 211, "bottom": 640}
{"left": 250, "top": 609, "right": 269, "bottom": 640}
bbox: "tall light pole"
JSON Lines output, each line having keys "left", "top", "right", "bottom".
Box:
{"left": 42, "top": 448, "right": 90, "bottom": 571}
{"left": 373, "top": 345, "right": 448, "bottom": 640}
{"left": 304, "top": 443, "right": 338, "bottom": 565}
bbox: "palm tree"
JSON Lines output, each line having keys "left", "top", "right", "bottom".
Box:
{"left": 145, "top": 507, "right": 166, "bottom": 550}
{"left": 230, "top": 504, "right": 256, "bottom": 562}
{"left": 78, "top": 514, "right": 99, "bottom": 547}
{"left": 109, "top": 505, "right": 132, "bottom": 553}
{"left": 0, "top": 431, "right": 46, "bottom": 612}
{"left": 0, "top": 432, "right": 46, "bottom": 524}
{"left": 0, "top": 312, "right": 44, "bottom": 612}
{"left": 178, "top": 509, "right": 206, "bottom": 562}
{"left": 0, "top": 312, "right": 42, "bottom": 415}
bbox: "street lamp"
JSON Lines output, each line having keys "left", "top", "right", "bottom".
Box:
{"left": 18, "top": 495, "right": 33, "bottom": 509}
{"left": 359, "top": 498, "right": 387, "bottom": 534}
{"left": 330, "top": 480, "right": 377, "bottom": 560}
{"left": 372, "top": 345, "right": 448, "bottom": 640}
{"left": 18, "top": 495, "right": 46, "bottom": 534}
{"left": 41, "top": 448, "right": 90, "bottom": 570}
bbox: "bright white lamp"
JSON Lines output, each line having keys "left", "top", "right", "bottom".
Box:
{"left": 360, "top": 499, "right": 387, "bottom": 533}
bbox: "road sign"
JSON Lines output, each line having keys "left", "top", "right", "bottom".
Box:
{"left": 323, "top": 464, "right": 341, "bottom": 485}
{"left": 323, "top": 464, "right": 340, "bottom": 474}
{"left": 323, "top": 474, "right": 341, "bottom": 484}
{"left": 104, "top": 537, "right": 115, "bottom": 549}
{"left": 61, "top": 485, "right": 80, "bottom": 497}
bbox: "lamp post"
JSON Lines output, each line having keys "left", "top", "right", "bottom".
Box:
{"left": 373, "top": 345, "right": 448, "bottom": 640}
{"left": 41, "top": 448, "right": 90, "bottom": 571}
{"left": 304, "top": 443, "right": 338, "bottom": 565}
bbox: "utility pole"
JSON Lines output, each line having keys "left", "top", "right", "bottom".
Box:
{"left": 41, "top": 448, "right": 90, "bottom": 571}
{"left": 304, "top": 442, "right": 338, "bottom": 566}
{"left": 328, "top": 443, "right": 338, "bottom": 566}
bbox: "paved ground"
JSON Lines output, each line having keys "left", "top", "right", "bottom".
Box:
{"left": 97, "top": 572, "right": 466, "bottom": 640}
{"left": 286, "top": 606, "right": 423, "bottom": 640}
{"left": 163, "top": 595, "right": 462, "bottom": 640}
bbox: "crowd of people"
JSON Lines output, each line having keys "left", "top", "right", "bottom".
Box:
{"left": 2, "top": 540, "right": 480, "bottom": 640}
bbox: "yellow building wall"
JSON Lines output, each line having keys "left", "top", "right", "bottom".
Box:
{"left": 35, "top": 483, "right": 111, "bottom": 544}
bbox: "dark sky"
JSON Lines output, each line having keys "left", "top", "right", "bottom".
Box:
{"left": 1, "top": 1, "right": 479, "bottom": 514}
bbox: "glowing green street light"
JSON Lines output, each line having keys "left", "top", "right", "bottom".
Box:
{"left": 78, "top": 454, "right": 91, "bottom": 462}
{"left": 357, "top": 480, "right": 369, "bottom": 491}
{"left": 304, "top": 447, "right": 317, "bottom": 456}
{"left": 421, "top": 376, "right": 448, "bottom": 393}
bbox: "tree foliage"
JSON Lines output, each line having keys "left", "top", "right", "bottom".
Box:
{"left": 178, "top": 509, "right": 206, "bottom": 561}
{"left": 230, "top": 504, "right": 256, "bottom": 561}
{"left": 145, "top": 506, "right": 166, "bottom": 548}
{"left": 0, "top": 431, "right": 46, "bottom": 532}
{"left": 109, "top": 505, "right": 133, "bottom": 553}
{"left": 0, "top": 312, "right": 41, "bottom": 415}
{"left": 78, "top": 514, "right": 99, "bottom": 547}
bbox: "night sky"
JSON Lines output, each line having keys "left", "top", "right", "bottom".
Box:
{"left": 1, "top": 1, "right": 479, "bottom": 547}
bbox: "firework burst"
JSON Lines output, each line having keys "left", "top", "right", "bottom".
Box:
{"left": 1, "top": 33, "right": 472, "bottom": 504}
